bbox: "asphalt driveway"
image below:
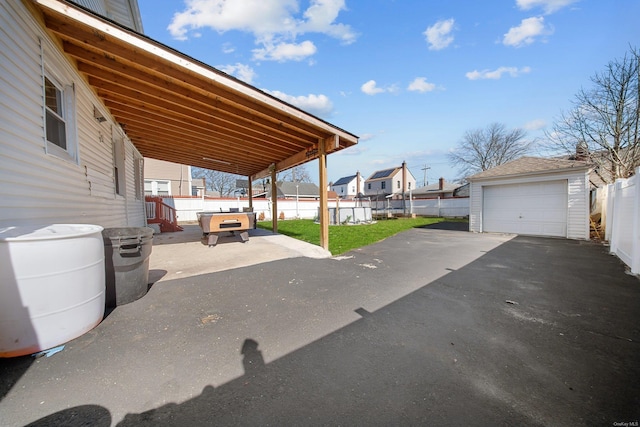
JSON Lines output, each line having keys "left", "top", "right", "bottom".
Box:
{"left": 1, "top": 226, "right": 639, "bottom": 426}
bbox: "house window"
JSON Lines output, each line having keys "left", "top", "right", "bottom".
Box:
{"left": 381, "top": 181, "right": 386, "bottom": 190}
{"left": 408, "top": 182, "right": 411, "bottom": 190}
{"left": 368, "top": 183, "right": 371, "bottom": 190}
{"left": 397, "top": 180, "right": 400, "bottom": 189}
{"left": 351, "top": 186, "right": 355, "bottom": 193}
{"left": 44, "top": 77, "right": 66, "bottom": 148}
{"left": 43, "top": 74, "right": 77, "bottom": 162}
{"left": 145, "top": 180, "right": 171, "bottom": 196}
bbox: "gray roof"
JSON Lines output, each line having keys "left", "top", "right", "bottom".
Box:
{"left": 333, "top": 175, "right": 357, "bottom": 186}
{"left": 367, "top": 167, "right": 399, "bottom": 181}
{"left": 276, "top": 182, "right": 319, "bottom": 197}
{"left": 412, "top": 181, "right": 460, "bottom": 195}
{"left": 468, "top": 156, "right": 593, "bottom": 181}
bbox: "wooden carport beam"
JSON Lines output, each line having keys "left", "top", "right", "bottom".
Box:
{"left": 318, "top": 136, "right": 335, "bottom": 251}
{"left": 270, "top": 166, "right": 278, "bottom": 233}
{"left": 253, "top": 135, "right": 343, "bottom": 180}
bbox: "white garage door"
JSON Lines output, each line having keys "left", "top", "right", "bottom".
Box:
{"left": 483, "top": 180, "right": 567, "bottom": 237}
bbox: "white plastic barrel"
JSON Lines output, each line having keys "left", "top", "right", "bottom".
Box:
{"left": 0, "top": 224, "right": 105, "bottom": 357}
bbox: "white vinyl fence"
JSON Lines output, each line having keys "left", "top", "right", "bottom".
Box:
{"left": 164, "top": 197, "right": 371, "bottom": 222}
{"left": 162, "top": 196, "right": 470, "bottom": 224}
{"left": 371, "top": 197, "right": 469, "bottom": 218}
{"left": 605, "top": 167, "right": 640, "bottom": 275}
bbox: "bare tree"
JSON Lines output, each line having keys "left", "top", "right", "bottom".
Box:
{"left": 448, "top": 122, "right": 531, "bottom": 178}
{"left": 545, "top": 46, "right": 640, "bottom": 182}
{"left": 192, "top": 167, "right": 240, "bottom": 196}
{"left": 277, "top": 165, "right": 313, "bottom": 183}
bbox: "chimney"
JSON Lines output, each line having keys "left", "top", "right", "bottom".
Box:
{"left": 575, "top": 142, "right": 588, "bottom": 161}
{"left": 439, "top": 177, "right": 444, "bottom": 191}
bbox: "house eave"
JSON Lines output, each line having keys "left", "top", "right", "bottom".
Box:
{"left": 468, "top": 165, "right": 593, "bottom": 182}
{"left": 33, "top": 0, "right": 358, "bottom": 178}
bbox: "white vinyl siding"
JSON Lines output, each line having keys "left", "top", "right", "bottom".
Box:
{"left": 567, "top": 174, "right": 590, "bottom": 240}
{"left": 72, "top": 0, "right": 144, "bottom": 32}
{"left": 0, "top": 0, "right": 145, "bottom": 229}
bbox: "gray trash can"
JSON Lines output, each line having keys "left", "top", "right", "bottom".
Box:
{"left": 102, "top": 227, "right": 153, "bottom": 307}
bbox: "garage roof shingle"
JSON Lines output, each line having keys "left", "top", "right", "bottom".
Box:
{"left": 468, "top": 156, "right": 593, "bottom": 181}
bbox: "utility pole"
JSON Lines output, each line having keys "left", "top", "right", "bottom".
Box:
{"left": 421, "top": 164, "right": 431, "bottom": 187}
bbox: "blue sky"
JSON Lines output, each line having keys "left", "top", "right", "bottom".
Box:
{"left": 137, "top": 0, "right": 639, "bottom": 186}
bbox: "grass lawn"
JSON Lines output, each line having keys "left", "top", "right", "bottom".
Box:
{"left": 257, "top": 217, "right": 467, "bottom": 255}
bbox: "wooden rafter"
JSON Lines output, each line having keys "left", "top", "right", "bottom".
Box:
{"left": 34, "top": 0, "right": 358, "bottom": 178}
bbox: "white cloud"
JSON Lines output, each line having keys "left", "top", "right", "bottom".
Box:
{"left": 299, "top": 0, "right": 358, "bottom": 45}
{"left": 266, "top": 90, "right": 333, "bottom": 118}
{"left": 253, "top": 40, "right": 317, "bottom": 61}
{"left": 359, "top": 133, "right": 375, "bottom": 141}
{"left": 216, "top": 63, "right": 257, "bottom": 84}
{"left": 222, "top": 43, "right": 235, "bottom": 54}
{"left": 338, "top": 145, "right": 369, "bottom": 155}
{"left": 503, "top": 16, "right": 553, "bottom": 47}
{"left": 516, "top": 0, "right": 579, "bottom": 14}
{"left": 424, "top": 18, "right": 455, "bottom": 50}
{"left": 523, "top": 119, "right": 547, "bottom": 130}
{"left": 465, "top": 66, "right": 531, "bottom": 80}
{"left": 361, "top": 80, "right": 385, "bottom": 95}
{"left": 168, "top": 0, "right": 356, "bottom": 61}
{"left": 408, "top": 77, "right": 437, "bottom": 93}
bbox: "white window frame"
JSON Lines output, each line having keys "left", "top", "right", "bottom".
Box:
{"left": 41, "top": 41, "right": 78, "bottom": 163}
{"left": 144, "top": 179, "right": 171, "bottom": 196}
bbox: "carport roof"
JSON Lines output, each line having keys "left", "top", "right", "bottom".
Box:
{"left": 468, "top": 156, "right": 593, "bottom": 181}
{"left": 33, "top": 0, "right": 358, "bottom": 178}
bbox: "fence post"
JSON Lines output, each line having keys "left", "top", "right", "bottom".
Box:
{"left": 632, "top": 168, "right": 640, "bottom": 274}
{"left": 609, "top": 180, "right": 623, "bottom": 255}
{"left": 605, "top": 183, "right": 615, "bottom": 242}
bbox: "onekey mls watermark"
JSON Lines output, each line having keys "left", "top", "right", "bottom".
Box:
{"left": 613, "top": 422, "right": 639, "bottom": 427}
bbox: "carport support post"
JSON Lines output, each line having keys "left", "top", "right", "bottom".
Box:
{"left": 319, "top": 138, "right": 329, "bottom": 251}
{"left": 271, "top": 167, "right": 278, "bottom": 233}
{"left": 247, "top": 177, "right": 253, "bottom": 211}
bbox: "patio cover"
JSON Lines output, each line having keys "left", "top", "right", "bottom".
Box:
{"left": 33, "top": 0, "right": 359, "bottom": 249}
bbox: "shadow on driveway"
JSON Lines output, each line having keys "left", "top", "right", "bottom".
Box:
{"left": 8, "top": 232, "right": 640, "bottom": 426}
{"left": 421, "top": 220, "right": 469, "bottom": 231}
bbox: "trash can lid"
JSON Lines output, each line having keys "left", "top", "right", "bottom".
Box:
{"left": 102, "top": 227, "right": 154, "bottom": 239}
{"left": 0, "top": 224, "right": 104, "bottom": 242}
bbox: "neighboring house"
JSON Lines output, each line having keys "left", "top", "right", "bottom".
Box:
{"left": 0, "top": 0, "right": 146, "bottom": 229}
{"left": 331, "top": 172, "right": 365, "bottom": 199}
{"left": 468, "top": 156, "right": 593, "bottom": 239}
{"left": 254, "top": 181, "right": 320, "bottom": 200}
{"left": 412, "top": 178, "right": 462, "bottom": 199}
{"left": 191, "top": 178, "right": 206, "bottom": 197}
{"left": 453, "top": 183, "right": 470, "bottom": 198}
{"left": 364, "top": 162, "right": 417, "bottom": 199}
{"left": 271, "top": 182, "right": 320, "bottom": 200}
{"left": 144, "top": 158, "right": 193, "bottom": 197}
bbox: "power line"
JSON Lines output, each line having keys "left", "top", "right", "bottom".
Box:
{"left": 421, "top": 164, "right": 431, "bottom": 186}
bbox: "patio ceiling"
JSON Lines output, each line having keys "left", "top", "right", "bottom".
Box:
{"left": 33, "top": 0, "right": 358, "bottom": 179}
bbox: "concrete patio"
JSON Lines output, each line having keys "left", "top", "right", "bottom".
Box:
{"left": 0, "top": 225, "right": 639, "bottom": 426}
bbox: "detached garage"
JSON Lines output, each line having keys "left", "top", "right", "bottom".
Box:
{"left": 468, "top": 157, "right": 593, "bottom": 240}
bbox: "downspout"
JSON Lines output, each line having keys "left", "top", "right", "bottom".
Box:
{"left": 402, "top": 161, "right": 407, "bottom": 215}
